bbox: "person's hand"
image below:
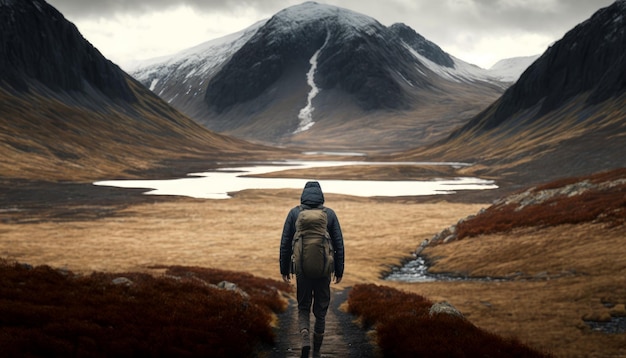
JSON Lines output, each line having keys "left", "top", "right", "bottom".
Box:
{"left": 282, "top": 275, "right": 291, "bottom": 284}
{"left": 334, "top": 276, "right": 342, "bottom": 284}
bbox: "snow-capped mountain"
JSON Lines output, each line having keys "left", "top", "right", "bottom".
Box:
{"left": 130, "top": 2, "right": 509, "bottom": 151}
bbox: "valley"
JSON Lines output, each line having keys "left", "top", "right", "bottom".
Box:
{"left": 2, "top": 165, "right": 625, "bottom": 357}
{"left": 1, "top": 0, "right": 625, "bottom": 357}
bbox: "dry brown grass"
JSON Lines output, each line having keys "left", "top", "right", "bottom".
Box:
{"left": 392, "top": 222, "right": 626, "bottom": 358}
{"left": 0, "top": 189, "right": 482, "bottom": 285}
{"left": 0, "top": 85, "right": 285, "bottom": 181}
{"left": 2, "top": 179, "right": 625, "bottom": 357}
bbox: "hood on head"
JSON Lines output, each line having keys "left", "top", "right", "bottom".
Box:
{"left": 300, "top": 181, "right": 325, "bottom": 207}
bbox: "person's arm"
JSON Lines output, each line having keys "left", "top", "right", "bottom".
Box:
{"left": 326, "top": 208, "right": 344, "bottom": 280}
{"left": 279, "top": 207, "right": 298, "bottom": 278}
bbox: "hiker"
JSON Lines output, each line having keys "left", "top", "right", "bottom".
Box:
{"left": 280, "top": 181, "right": 345, "bottom": 358}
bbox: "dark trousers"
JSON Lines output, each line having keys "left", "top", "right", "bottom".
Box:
{"left": 296, "top": 275, "right": 331, "bottom": 334}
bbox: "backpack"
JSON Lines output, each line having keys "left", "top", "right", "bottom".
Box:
{"left": 291, "top": 206, "right": 335, "bottom": 279}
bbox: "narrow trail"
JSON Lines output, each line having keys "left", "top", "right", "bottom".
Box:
{"left": 267, "top": 288, "right": 378, "bottom": 358}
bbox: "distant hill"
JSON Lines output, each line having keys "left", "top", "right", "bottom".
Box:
{"left": 129, "top": 2, "right": 509, "bottom": 152}
{"left": 0, "top": 0, "right": 276, "bottom": 181}
{"left": 398, "top": 0, "right": 626, "bottom": 187}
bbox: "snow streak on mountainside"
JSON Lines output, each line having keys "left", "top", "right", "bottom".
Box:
{"left": 295, "top": 30, "right": 331, "bottom": 133}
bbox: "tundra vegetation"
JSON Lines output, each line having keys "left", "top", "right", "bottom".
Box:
{"left": 1, "top": 168, "right": 624, "bottom": 357}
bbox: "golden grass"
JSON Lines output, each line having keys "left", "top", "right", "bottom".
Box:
{"left": 0, "top": 85, "right": 285, "bottom": 181}
{"left": 1, "top": 184, "right": 625, "bottom": 357}
{"left": 0, "top": 189, "right": 483, "bottom": 285}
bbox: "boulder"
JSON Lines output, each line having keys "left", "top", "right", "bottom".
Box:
{"left": 217, "top": 281, "right": 250, "bottom": 299}
{"left": 111, "top": 277, "right": 133, "bottom": 286}
{"left": 429, "top": 301, "right": 464, "bottom": 319}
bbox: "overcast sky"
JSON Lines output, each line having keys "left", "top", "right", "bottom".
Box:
{"left": 46, "top": 0, "right": 614, "bottom": 70}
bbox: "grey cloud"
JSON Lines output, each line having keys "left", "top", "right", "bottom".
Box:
{"left": 47, "top": 0, "right": 614, "bottom": 32}
{"left": 46, "top": 0, "right": 292, "bottom": 19}
{"left": 46, "top": 0, "right": 615, "bottom": 57}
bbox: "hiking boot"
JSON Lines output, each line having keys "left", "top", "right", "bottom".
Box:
{"left": 300, "top": 328, "right": 310, "bottom": 358}
{"left": 312, "top": 332, "right": 324, "bottom": 358}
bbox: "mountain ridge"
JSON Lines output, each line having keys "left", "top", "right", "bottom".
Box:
{"left": 0, "top": 0, "right": 280, "bottom": 181}
{"left": 129, "top": 2, "right": 508, "bottom": 151}
{"left": 396, "top": 0, "right": 626, "bottom": 187}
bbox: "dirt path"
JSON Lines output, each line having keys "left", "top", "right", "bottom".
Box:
{"left": 268, "top": 288, "right": 378, "bottom": 358}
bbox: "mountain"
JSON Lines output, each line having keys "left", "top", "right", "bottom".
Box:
{"left": 488, "top": 55, "right": 540, "bottom": 82}
{"left": 396, "top": 0, "right": 626, "bottom": 188}
{"left": 0, "top": 0, "right": 276, "bottom": 181}
{"left": 130, "top": 2, "right": 508, "bottom": 152}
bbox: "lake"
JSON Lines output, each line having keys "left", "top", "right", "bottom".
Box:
{"left": 93, "top": 160, "right": 497, "bottom": 199}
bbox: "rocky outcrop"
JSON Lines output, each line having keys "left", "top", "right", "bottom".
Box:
{"left": 429, "top": 301, "right": 465, "bottom": 319}
{"left": 425, "top": 175, "right": 626, "bottom": 246}
{"left": 112, "top": 277, "right": 133, "bottom": 286}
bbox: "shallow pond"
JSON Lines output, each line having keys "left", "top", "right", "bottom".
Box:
{"left": 94, "top": 160, "right": 497, "bottom": 200}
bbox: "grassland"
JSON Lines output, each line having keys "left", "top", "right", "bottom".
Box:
{"left": 1, "top": 166, "right": 624, "bottom": 357}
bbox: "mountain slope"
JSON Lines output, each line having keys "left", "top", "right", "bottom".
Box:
{"left": 0, "top": 0, "right": 277, "bottom": 181}
{"left": 398, "top": 0, "right": 626, "bottom": 187}
{"left": 130, "top": 2, "right": 507, "bottom": 151}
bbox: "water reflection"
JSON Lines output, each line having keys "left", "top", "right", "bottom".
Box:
{"left": 94, "top": 161, "right": 497, "bottom": 199}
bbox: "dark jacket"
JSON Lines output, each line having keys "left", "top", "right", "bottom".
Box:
{"left": 279, "top": 181, "right": 345, "bottom": 277}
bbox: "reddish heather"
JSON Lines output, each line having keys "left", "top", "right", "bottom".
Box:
{"left": 347, "top": 284, "right": 551, "bottom": 358}
{"left": 0, "top": 261, "right": 290, "bottom": 357}
{"left": 456, "top": 168, "right": 626, "bottom": 239}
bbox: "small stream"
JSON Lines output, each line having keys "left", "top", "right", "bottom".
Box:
{"left": 387, "top": 257, "right": 626, "bottom": 334}
{"left": 384, "top": 256, "right": 506, "bottom": 283}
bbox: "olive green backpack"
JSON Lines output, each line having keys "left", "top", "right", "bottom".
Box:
{"left": 291, "top": 206, "right": 335, "bottom": 279}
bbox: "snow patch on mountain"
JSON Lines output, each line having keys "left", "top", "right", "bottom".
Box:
{"left": 126, "top": 20, "right": 265, "bottom": 94}
{"left": 403, "top": 40, "right": 536, "bottom": 85}
{"left": 488, "top": 55, "right": 540, "bottom": 82}
{"left": 295, "top": 31, "right": 331, "bottom": 134}
{"left": 402, "top": 42, "right": 502, "bottom": 86}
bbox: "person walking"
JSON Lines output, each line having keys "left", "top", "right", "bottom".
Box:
{"left": 280, "top": 181, "right": 345, "bottom": 358}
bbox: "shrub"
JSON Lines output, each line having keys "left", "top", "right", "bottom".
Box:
{"left": 0, "top": 260, "right": 291, "bottom": 357}
{"left": 457, "top": 168, "right": 626, "bottom": 239}
{"left": 348, "top": 284, "right": 551, "bottom": 358}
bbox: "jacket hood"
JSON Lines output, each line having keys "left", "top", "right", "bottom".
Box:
{"left": 300, "top": 181, "right": 325, "bottom": 207}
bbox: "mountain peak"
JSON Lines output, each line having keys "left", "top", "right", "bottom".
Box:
{"left": 272, "top": 1, "right": 378, "bottom": 28}
{"left": 203, "top": 1, "right": 414, "bottom": 114}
